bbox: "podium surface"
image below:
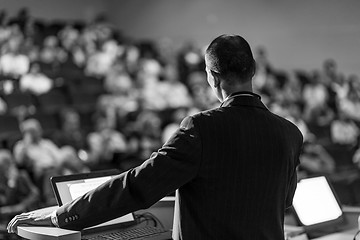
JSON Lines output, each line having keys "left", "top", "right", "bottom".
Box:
{"left": 18, "top": 226, "right": 80, "bottom": 240}
{"left": 15, "top": 205, "right": 80, "bottom": 240}
{"left": 15, "top": 203, "right": 359, "bottom": 240}
{"left": 16, "top": 200, "right": 175, "bottom": 240}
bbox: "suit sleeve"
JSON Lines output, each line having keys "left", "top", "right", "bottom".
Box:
{"left": 285, "top": 130, "right": 303, "bottom": 209}
{"left": 285, "top": 165, "right": 298, "bottom": 209}
{"left": 56, "top": 116, "right": 202, "bottom": 230}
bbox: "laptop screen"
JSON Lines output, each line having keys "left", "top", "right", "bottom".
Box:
{"left": 50, "top": 170, "right": 135, "bottom": 229}
{"left": 292, "top": 176, "right": 343, "bottom": 227}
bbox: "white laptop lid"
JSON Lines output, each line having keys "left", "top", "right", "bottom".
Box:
{"left": 292, "top": 176, "right": 343, "bottom": 227}
{"left": 50, "top": 169, "right": 135, "bottom": 230}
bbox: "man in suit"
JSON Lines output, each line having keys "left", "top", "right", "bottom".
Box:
{"left": 8, "top": 34, "right": 303, "bottom": 240}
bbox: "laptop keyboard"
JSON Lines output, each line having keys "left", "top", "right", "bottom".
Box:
{"left": 82, "top": 226, "right": 169, "bottom": 240}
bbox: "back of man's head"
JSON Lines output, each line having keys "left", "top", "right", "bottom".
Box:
{"left": 205, "top": 34, "right": 255, "bottom": 83}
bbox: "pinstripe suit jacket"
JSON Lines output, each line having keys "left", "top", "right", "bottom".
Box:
{"left": 56, "top": 92, "right": 303, "bottom": 240}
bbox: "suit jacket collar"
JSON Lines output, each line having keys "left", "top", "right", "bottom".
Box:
{"left": 220, "top": 91, "right": 268, "bottom": 110}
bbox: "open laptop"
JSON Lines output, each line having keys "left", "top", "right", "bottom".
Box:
{"left": 292, "top": 175, "right": 352, "bottom": 238}
{"left": 50, "top": 169, "right": 172, "bottom": 240}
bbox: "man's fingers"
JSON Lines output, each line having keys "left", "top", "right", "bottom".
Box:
{"left": 7, "top": 211, "right": 54, "bottom": 234}
{"left": 7, "top": 213, "right": 33, "bottom": 233}
{"left": 7, "top": 215, "right": 26, "bottom": 233}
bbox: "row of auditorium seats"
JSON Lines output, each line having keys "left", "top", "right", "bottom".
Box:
{"left": 0, "top": 111, "right": 94, "bottom": 150}
{"left": 1, "top": 72, "right": 106, "bottom": 94}
{"left": 0, "top": 75, "right": 102, "bottom": 149}
{"left": 2, "top": 88, "right": 99, "bottom": 114}
{"left": 0, "top": 73, "right": 105, "bottom": 110}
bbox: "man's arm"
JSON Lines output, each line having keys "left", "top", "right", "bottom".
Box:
{"left": 285, "top": 131, "right": 303, "bottom": 209}
{"left": 8, "top": 116, "right": 201, "bottom": 232}
{"left": 285, "top": 165, "right": 298, "bottom": 209}
{"left": 56, "top": 116, "right": 202, "bottom": 230}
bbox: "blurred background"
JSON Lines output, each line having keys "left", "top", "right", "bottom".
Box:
{"left": 0, "top": 0, "right": 359, "bottom": 238}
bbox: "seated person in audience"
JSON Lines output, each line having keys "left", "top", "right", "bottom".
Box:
{"left": 320, "top": 58, "right": 343, "bottom": 88}
{"left": 0, "top": 97, "right": 7, "bottom": 115}
{"left": 85, "top": 40, "right": 118, "bottom": 78}
{"left": 302, "top": 71, "right": 330, "bottom": 123}
{"left": 39, "top": 36, "right": 67, "bottom": 66}
{"left": 337, "top": 74, "right": 360, "bottom": 122}
{"left": 252, "top": 46, "right": 272, "bottom": 92}
{"left": 330, "top": 111, "right": 359, "bottom": 147}
{"left": 187, "top": 71, "right": 218, "bottom": 110}
{"left": 0, "top": 34, "right": 30, "bottom": 78}
{"left": 352, "top": 145, "right": 360, "bottom": 169}
{"left": 19, "top": 62, "right": 53, "bottom": 95}
{"left": 123, "top": 45, "right": 140, "bottom": 75}
{"left": 104, "top": 61, "right": 133, "bottom": 95}
{"left": 159, "top": 64, "right": 193, "bottom": 109}
{"left": 53, "top": 108, "right": 87, "bottom": 152}
{"left": 131, "top": 110, "right": 163, "bottom": 160}
{"left": 13, "top": 119, "right": 88, "bottom": 203}
{"left": 87, "top": 115, "right": 128, "bottom": 170}
{"left": 162, "top": 107, "right": 190, "bottom": 144}
{"left": 137, "top": 58, "right": 168, "bottom": 110}
{"left": 298, "top": 140, "right": 336, "bottom": 178}
{"left": 0, "top": 23, "right": 10, "bottom": 46}
{"left": 280, "top": 73, "right": 303, "bottom": 103}
{"left": 100, "top": 60, "right": 139, "bottom": 127}
{"left": 283, "top": 101, "right": 315, "bottom": 142}
{"left": 0, "top": 150, "right": 39, "bottom": 221}
{"left": 58, "top": 25, "right": 87, "bottom": 68}
{"left": 177, "top": 41, "right": 204, "bottom": 83}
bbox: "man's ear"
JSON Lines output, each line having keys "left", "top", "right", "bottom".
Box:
{"left": 251, "top": 59, "right": 256, "bottom": 77}
{"left": 210, "top": 70, "right": 221, "bottom": 88}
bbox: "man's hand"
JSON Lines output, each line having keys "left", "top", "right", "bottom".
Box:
{"left": 7, "top": 210, "right": 54, "bottom": 234}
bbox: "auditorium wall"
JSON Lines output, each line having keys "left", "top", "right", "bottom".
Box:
{"left": 1, "top": 0, "right": 108, "bottom": 22}
{"left": 1, "top": 0, "right": 360, "bottom": 76}
{"left": 107, "top": 0, "right": 360, "bottom": 76}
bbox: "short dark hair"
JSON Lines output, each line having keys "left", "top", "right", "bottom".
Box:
{"left": 206, "top": 34, "right": 255, "bottom": 82}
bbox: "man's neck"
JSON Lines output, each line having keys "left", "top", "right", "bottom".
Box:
{"left": 221, "top": 82, "right": 253, "bottom": 101}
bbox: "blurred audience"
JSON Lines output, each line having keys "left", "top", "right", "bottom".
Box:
{"left": 39, "top": 36, "right": 67, "bottom": 66}
{"left": 131, "top": 110, "right": 163, "bottom": 160}
{"left": 0, "top": 33, "right": 29, "bottom": 78}
{"left": 19, "top": 62, "right": 53, "bottom": 95}
{"left": 159, "top": 64, "right": 193, "bottom": 109}
{"left": 302, "top": 71, "right": 331, "bottom": 123}
{"left": 85, "top": 40, "right": 119, "bottom": 78}
{"left": 104, "top": 61, "right": 133, "bottom": 94}
{"left": 87, "top": 114, "right": 127, "bottom": 170}
{"left": 0, "top": 150, "right": 39, "bottom": 220}
{"left": 298, "top": 141, "right": 336, "bottom": 178}
{"left": 330, "top": 112, "right": 359, "bottom": 147}
{"left": 53, "top": 108, "right": 87, "bottom": 151}
{"left": 253, "top": 46, "right": 273, "bottom": 92}
{"left": 162, "top": 107, "right": 192, "bottom": 143}
{"left": 283, "top": 101, "right": 314, "bottom": 143}
{"left": 14, "top": 118, "right": 86, "bottom": 177}
{"left": 0, "top": 98, "right": 7, "bottom": 114}
{"left": 0, "top": 8, "right": 359, "bottom": 210}
{"left": 13, "top": 119, "right": 88, "bottom": 203}
{"left": 337, "top": 74, "right": 360, "bottom": 122}
{"left": 352, "top": 145, "right": 360, "bottom": 169}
